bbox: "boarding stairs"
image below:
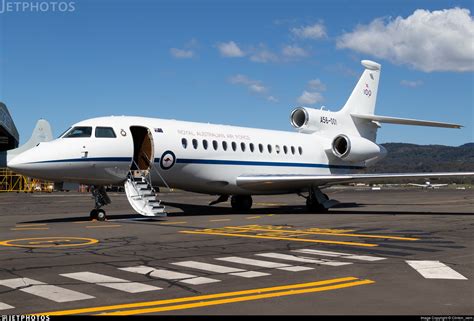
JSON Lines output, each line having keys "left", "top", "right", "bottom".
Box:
{"left": 124, "top": 169, "right": 167, "bottom": 217}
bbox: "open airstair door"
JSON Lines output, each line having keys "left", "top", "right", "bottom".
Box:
{"left": 124, "top": 126, "right": 166, "bottom": 217}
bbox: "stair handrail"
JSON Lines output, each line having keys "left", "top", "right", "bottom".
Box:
{"left": 142, "top": 155, "right": 172, "bottom": 192}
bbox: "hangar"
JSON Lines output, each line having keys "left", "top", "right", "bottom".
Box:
{"left": 0, "top": 102, "right": 19, "bottom": 167}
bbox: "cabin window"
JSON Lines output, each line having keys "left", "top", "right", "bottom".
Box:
{"left": 192, "top": 139, "right": 198, "bottom": 149}
{"left": 222, "top": 141, "right": 228, "bottom": 151}
{"left": 182, "top": 138, "right": 188, "bottom": 149}
{"left": 259, "top": 144, "right": 264, "bottom": 153}
{"left": 203, "top": 140, "right": 209, "bottom": 150}
{"left": 291, "top": 146, "right": 295, "bottom": 155}
{"left": 231, "top": 142, "right": 237, "bottom": 151}
{"left": 212, "top": 140, "right": 218, "bottom": 150}
{"left": 298, "top": 146, "right": 303, "bottom": 155}
{"left": 267, "top": 144, "right": 272, "bottom": 153}
{"left": 275, "top": 145, "right": 281, "bottom": 154}
{"left": 249, "top": 143, "right": 255, "bottom": 152}
{"left": 95, "top": 127, "right": 116, "bottom": 138}
{"left": 241, "top": 142, "right": 246, "bottom": 152}
{"left": 283, "top": 145, "right": 288, "bottom": 154}
{"left": 63, "top": 126, "right": 92, "bottom": 138}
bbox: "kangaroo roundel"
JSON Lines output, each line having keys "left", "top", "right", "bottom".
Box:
{"left": 160, "top": 150, "right": 176, "bottom": 170}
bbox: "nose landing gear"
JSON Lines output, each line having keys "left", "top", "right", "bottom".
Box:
{"left": 90, "top": 186, "right": 111, "bottom": 221}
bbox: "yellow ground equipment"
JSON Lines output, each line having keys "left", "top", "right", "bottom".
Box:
{"left": 0, "top": 168, "right": 53, "bottom": 192}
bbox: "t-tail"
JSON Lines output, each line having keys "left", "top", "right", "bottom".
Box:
{"left": 289, "top": 59, "right": 463, "bottom": 165}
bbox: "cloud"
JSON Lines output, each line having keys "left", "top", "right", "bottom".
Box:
{"left": 297, "top": 91, "right": 324, "bottom": 105}
{"left": 400, "top": 80, "right": 424, "bottom": 88}
{"left": 336, "top": 7, "right": 474, "bottom": 72}
{"left": 217, "top": 41, "right": 245, "bottom": 57}
{"left": 170, "top": 48, "right": 194, "bottom": 59}
{"left": 229, "top": 74, "right": 278, "bottom": 102}
{"left": 249, "top": 45, "right": 279, "bottom": 63}
{"left": 267, "top": 95, "right": 279, "bottom": 103}
{"left": 307, "top": 78, "right": 326, "bottom": 91}
{"left": 291, "top": 22, "right": 327, "bottom": 39}
{"left": 281, "top": 45, "right": 309, "bottom": 58}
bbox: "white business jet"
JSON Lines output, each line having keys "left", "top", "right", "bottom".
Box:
{"left": 7, "top": 60, "right": 474, "bottom": 221}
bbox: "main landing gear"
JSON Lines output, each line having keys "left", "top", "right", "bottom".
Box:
{"left": 303, "top": 186, "right": 339, "bottom": 213}
{"left": 231, "top": 195, "right": 253, "bottom": 211}
{"left": 209, "top": 194, "right": 253, "bottom": 211}
{"left": 90, "top": 186, "right": 111, "bottom": 221}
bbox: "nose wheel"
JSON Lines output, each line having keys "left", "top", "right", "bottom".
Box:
{"left": 90, "top": 209, "right": 107, "bottom": 221}
{"left": 90, "top": 186, "right": 111, "bottom": 221}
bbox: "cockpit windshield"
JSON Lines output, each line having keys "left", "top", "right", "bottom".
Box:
{"left": 63, "top": 126, "right": 92, "bottom": 138}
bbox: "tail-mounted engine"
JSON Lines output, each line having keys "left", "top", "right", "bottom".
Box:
{"left": 331, "top": 134, "right": 386, "bottom": 163}
{"left": 290, "top": 107, "right": 339, "bottom": 134}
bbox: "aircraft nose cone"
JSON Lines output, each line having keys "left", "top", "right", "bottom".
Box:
{"left": 6, "top": 156, "right": 24, "bottom": 172}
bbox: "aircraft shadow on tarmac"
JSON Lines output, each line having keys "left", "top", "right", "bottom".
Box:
{"left": 19, "top": 201, "right": 473, "bottom": 225}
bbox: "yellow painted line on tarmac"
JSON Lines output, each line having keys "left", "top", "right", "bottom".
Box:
{"left": 0, "top": 237, "right": 99, "bottom": 248}
{"left": 209, "top": 219, "right": 232, "bottom": 222}
{"left": 103, "top": 279, "right": 374, "bottom": 315}
{"left": 85, "top": 225, "right": 121, "bottom": 229}
{"left": 180, "top": 230, "right": 377, "bottom": 247}
{"left": 245, "top": 216, "right": 261, "bottom": 220}
{"left": 33, "top": 277, "right": 373, "bottom": 315}
{"left": 27, "top": 239, "right": 71, "bottom": 245}
{"left": 159, "top": 221, "right": 188, "bottom": 225}
{"left": 10, "top": 227, "right": 50, "bottom": 231}
{"left": 15, "top": 224, "right": 47, "bottom": 227}
{"left": 228, "top": 226, "right": 419, "bottom": 241}
{"left": 254, "top": 203, "right": 285, "bottom": 207}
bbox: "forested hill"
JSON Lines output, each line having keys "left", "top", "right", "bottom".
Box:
{"left": 364, "top": 143, "right": 474, "bottom": 183}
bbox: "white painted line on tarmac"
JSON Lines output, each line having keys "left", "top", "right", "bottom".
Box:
{"left": 229, "top": 271, "right": 270, "bottom": 278}
{"left": 0, "top": 302, "right": 14, "bottom": 310}
{"left": 293, "top": 249, "right": 386, "bottom": 262}
{"left": 216, "top": 257, "right": 311, "bottom": 271}
{"left": 60, "top": 272, "right": 162, "bottom": 293}
{"left": 256, "top": 253, "right": 352, "bottom": 267}
{"left": 171, "top": 261, "right": 271, "bottom": 278}
{"left": 406, "top": 261, "right": 468, "bottom": 280}
{"left": 172, "top": 261, "right": 245, "bottom": 274}
{"left": 0, "top": 278, "right": 94, "bottom": 303}
{"left": 119, "top": 266, "right": 220, "bottom": 285}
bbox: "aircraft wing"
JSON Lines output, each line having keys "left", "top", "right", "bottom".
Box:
{"left": 236, "top": 172, "right": 474, "bottom": 191}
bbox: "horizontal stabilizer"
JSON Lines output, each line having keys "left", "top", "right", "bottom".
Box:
{"left": 351, "top": 114, "right": 462, "bottom": 128}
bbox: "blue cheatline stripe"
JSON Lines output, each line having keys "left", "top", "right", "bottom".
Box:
{"left": 28, "top": 157, "right": 132, "bottom": 164}
{"left": 27, "top": 156, "right": 364, "bottom": 170}
{"left": 154, "top": 158, "right": 364, "bottom": 170}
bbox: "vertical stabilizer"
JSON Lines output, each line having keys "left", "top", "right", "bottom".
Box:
{"left": 341, "top": 60, "right": 381, "bottom": 116}
{"left": 7, "top": 119, "right": 53, "bottom": 162}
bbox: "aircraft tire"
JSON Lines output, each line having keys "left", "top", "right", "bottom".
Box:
{"left": 306, "top": 199, "right": 328, "bottom": 213}
{"left": 231, "top": 195, "right": 253, "bottom": 211}
{"left": 90, "top": 209, "right": 98, "bottom": 220}
{"left": 96, "top": 209, "right": 107, "bottom": 221}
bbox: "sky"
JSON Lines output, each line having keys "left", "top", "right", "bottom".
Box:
{"left": 0, "top": 0, "right": 473, "bottom": 146}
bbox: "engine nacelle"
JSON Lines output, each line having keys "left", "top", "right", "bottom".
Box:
{"left": 290, "top": 107, "right": 338, "bottom": 133}
{"left": 331, "top": 134, "right": 385, "bottom": 163}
